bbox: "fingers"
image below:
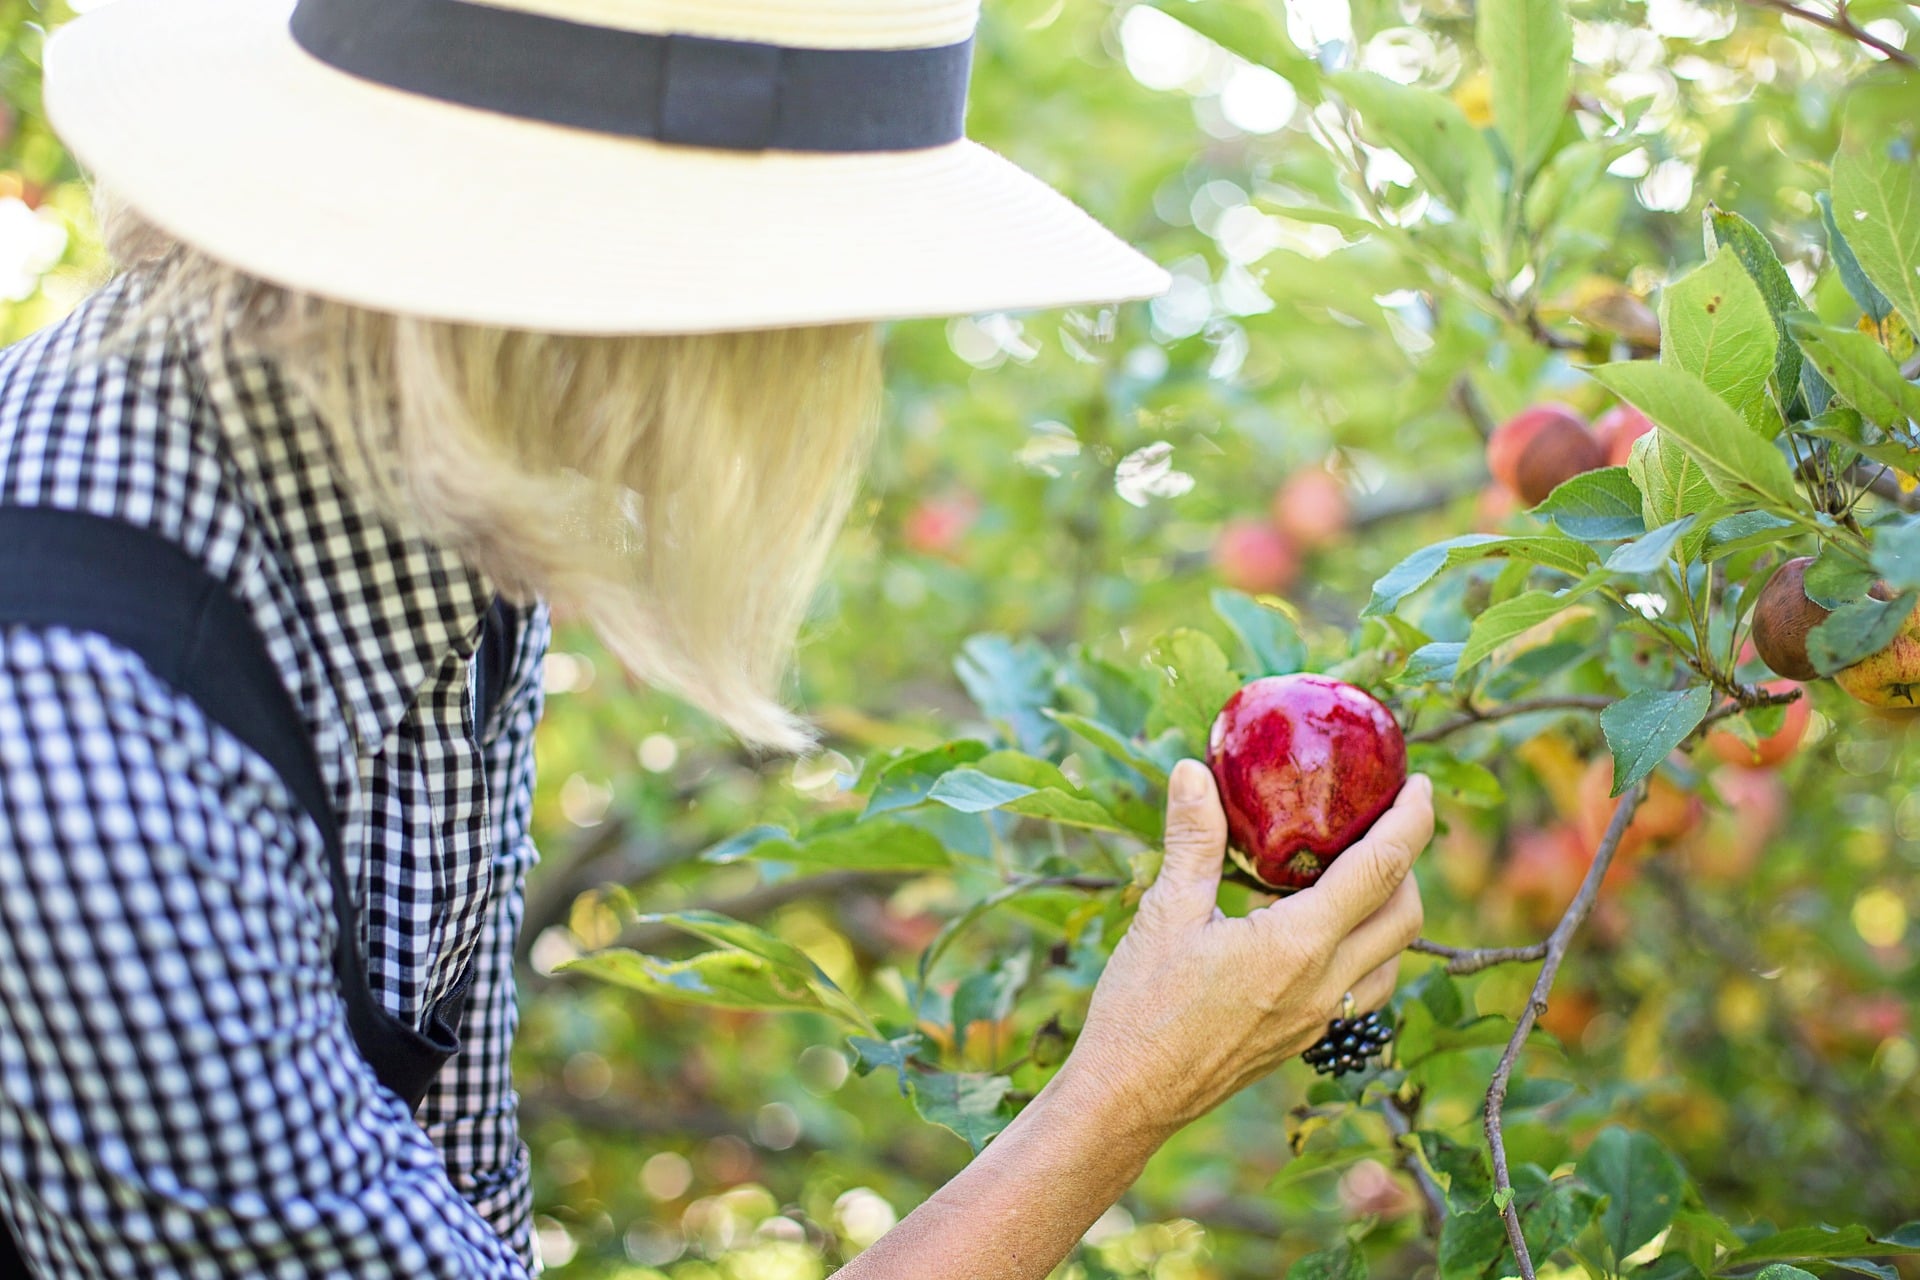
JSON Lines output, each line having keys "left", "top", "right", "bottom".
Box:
{"left": 1295, "top": 774, "right": 1434, "bottom": 935}
{"left": 1141, "top": 759, "right": 1228, "bottom": 930}
{"left": 1347, "top": 956, "right": 1399, "bottom": 1018}
{"left": 1328, "top": 872, "right": 1423, "bottom": 994}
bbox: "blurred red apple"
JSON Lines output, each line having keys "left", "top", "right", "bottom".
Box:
{"left": 1206, "top": 674, "right": 1407, "bottom": 892}
{"left": 903, "top": 491, "right": 979, "bottom": 557}
{"left": 1705, "top": 681, "right": 1810, "bottom": 767}
{"left": 1270, "top": 467, "right": 1351, "bottom": 548}
{"left": 1576, "top": 757, "right": 1701, "bottom": 858}
{"left": 1594, "top": 403, "right": 1655, "bottom": 467}
{"left": 1213, "top": 518, "right": 1301, "bottom": 595}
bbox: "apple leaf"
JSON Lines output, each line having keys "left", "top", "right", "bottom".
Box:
{"left": 1729, "top": 1224, "right": 1884, "bottom": 1266}
{"left": 1808, "top": 591, "right": 1919, "bottom": 674}
{"left": 1144, "top": 629, "right": 1243, "bottom": 751}
{"left": 1589, "top": 361, "right": 1801, "bottom": 509}
{"left": 1478, "top": 0, "right": 1570, "bottom": 182}
{"left": 1628, "top": 427, "right": 1721, "bottom": 532}
{"left": 1439, "top": 1198, "right": 1510, "bottom": 1280}
{"left": 1458, "top": 586, "right": 1596, "bottom": 670}
{"left": 701, "top": 818, "right": 953, "bottom": 872}
{"left": 1831, "top": 78, "right": 1920, "bottom": 337}
{"left": 1803, "top": 552, "right": 1879, "bottom": 609}
{"left": 1576, "top": 1126, "right": 1687, "bottom": 1265}
{"left": 1604, "top": 515, "right": 1697, "bottom": 574}
{"left": 1659, "top": 248, "right": 1778, "bottom": 434}
{"left": 1533, "top": 466, "right": 1647, "bottom": 540}
{"left": 1044, "top": 710, "right": 1170, "bottom": 784}
{"left": 1707, "top": 206, "right": 1806, "bottom": 414}
{"left": 1785, "top": 314, "right": 1920, "bottom": 428}
{"left": 1396, "top": 641, "right": 1465, "bottom": 685}
{"left": 926, "top": 757, "right": 1140, "bottom": 835}
{"left": 1753, "top": 1269, "right": 1819, "bottom": 1280}
{"left": 955, "top": 634, "right": 1061, "bottom": 756}
{"left": 1600, "top": 686, "right": 1712, "bottom": 796}
{"left": 1702, "top": 511, "right": 1798, "bottom": 560}
{"left": 848, "top": 1033, "right": 923, "bottom": 1091}
{"left": 559, "top": 948, "right": 832, "bottom": 1016}
{"left": 1365, "top": 534, "right": 1506, "bottom": 616}
{"left": 1329, "top": 71, "right": 1500, "bottom": 229}
{"left": 1872, "top": 517, "right": 1920, "bottom": 591}
{"left": 627, "top": 909, "right": 871, "bottom": 1031}
{"left": 865, "top": 741, "right": 992, "bottom": 816}
{"left": 1145, "top": 0, "right": 1320, "bottom": 94}
{"left": 1819, "top": 190, "right": 1895, "bottom": 324}
{"left": 1445, "top": 533, "right": 1600, "bottom": 578}
{"left": 909, "top": 1071, "right": 1013, "bottom": 1151}
{"left": 1288, "top": 1242, "right": 1366, "bottom": 1280}
{"left": 1213, "top": 588, "right": 1307, "bottom": 676}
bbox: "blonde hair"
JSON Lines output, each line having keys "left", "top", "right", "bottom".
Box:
{"left": 99, "top": 197, "right": 883, "bottom": 753}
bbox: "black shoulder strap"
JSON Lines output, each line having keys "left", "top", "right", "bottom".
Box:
{"left": 0, "top": 507, "right": 469, "bottom": 1112}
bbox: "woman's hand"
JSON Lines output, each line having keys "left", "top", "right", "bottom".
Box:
{"left": 834, "top": 757, "right": 1431, "bottom": 1280}
{"left": 1061, "top": 758, "right": 1433, "bottom": 1147}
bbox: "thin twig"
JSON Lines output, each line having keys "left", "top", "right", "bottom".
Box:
{"left": 1451, "top": 377, "right": 1500, "bottom": 441}
{"left": 1408, "top": 695, "right": 1613, "bottom": 744}
{"left": 1411, "top": 937, "right": 1551, "bottom": 975}
{"left": 1380, "top": 1089, "right": 1449, "bottom": 1238}
{"left": 1484, "top": 781, "right": 1647, "bottom": 1280}
{"left": 1734, "top": 0, "right": 1917, "bottom": 67}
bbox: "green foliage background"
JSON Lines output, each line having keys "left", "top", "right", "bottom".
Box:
{"left": 6, "top": 1, "right": 1920, "bottom": 1278}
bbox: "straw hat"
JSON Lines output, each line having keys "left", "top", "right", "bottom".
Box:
{"left": 43, "top": 0, "right": 1171, "bottom": 334}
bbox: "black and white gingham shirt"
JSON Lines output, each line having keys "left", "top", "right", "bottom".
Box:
{"left": 0, "top": 275, "right": 550, "bottom": 1276}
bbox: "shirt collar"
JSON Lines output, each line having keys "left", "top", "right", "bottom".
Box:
{"left": 189, "top": 317, "right": 494, "bottom": 756}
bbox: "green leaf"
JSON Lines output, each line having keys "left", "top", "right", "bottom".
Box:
{"left": 1599, "top": 687, "right": 1712, "bottom": 795}
{"left": 956, "top": 634, "right": 1061, "bottom": 755}
{"left": 1590, "top": 361, "right": 1801, "bottom": 509}
{"left": 1819, "top": 190, "right": 1894, "bottom": 324}
{"left": 1478, "top": 0, "right": 1570, "bottom": 181}
{"left": 1146, "top": 0, "right": 1321, "bottom": 94}
{"left": 910, "top": 1072, "right": 1013, "bottom": 1150}
{"left": 1366, "top": 535, "right": 1506, "bottom": 616}
{"left": 1044, "top": 710, "right": 1170, "bottom": 784}
{"left": 1703, "top": 510, "right": 1798, "bottom": 560}
{"left": 1459, "top": 587, "right": 1595, "bottom": 670}
{"left": 1144, "top": 629, "right": 1243, "bottom": 750}
{"left": 1805, "top": 549, "right": 1880, "bottom": 608}
{"left": 560, "top": 949, "right": 830, "bottom": 1015}
{"left": 1330, "top": 71, "right": 1500, "bottom": 228}
{"left": 1753, "top": 1269, "right": 1820, "bottom": 1280}
{"left": 1832, "top": 79, "right": 1920, "bottom": 336}
{"left": 1289, "top": 1241, "right": 1366, "bottom": 1280}
{"left": 1808, "top": 591, "right": 1919, "bottom": 674}
{"left": 1604, "top": 516, "right": 1697, "bottom": 574}
{"left": 1730, "top": 1224, "right": 1879, "bottom": 1266}
{"left": 849, "top": 1032, "right": 923, "bottom": 1083}
{"left": 1629, "top": 426, "right": 1722, "bottom": 532}
{"left": 866, "top": 741, "right": 992, "bottom": 816}
{"left": 1575, "top": 1126, "right": 1687, "bottom": 1263}
{"left": 1659, "top": 248, "right": 1778, "bottom": 433}
{"left": 1439, "top": 1199, "right": 1510, "bottom": 1280}
{"left": 1396, "top": 641, "right": 1464, "bottom": 685}
{"left": 1533, "top": 467, "right": 1647, "bottom": 540}
{"left": 703, "top": 819, "right": 953, "bottom": 872}
{"left": 626, "top": 908, "right": 869, "bottom": 1028}
{"left": 925, "top": 768, "right": 1034, "bottom": 813}
{"left": 1786, "top": 314, "right": 1920, "bottom": 428}
{"left": 1411, "top": 749, "right": 1505, "bottom": 808}
{"left": 1445, "top": 534, "right": 1601, "bottom": 578}
{"left": 1878, "top": 518, "right": 1920, "bottom": 590}
{"left": 1707, "top": 206, "right": 1806, "bottom": 413}
{"left": 1213, "top": 588, "right": 1308, "bottom": 676}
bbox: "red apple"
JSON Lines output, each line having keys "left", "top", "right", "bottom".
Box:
{"left": 1213, "top": 519, "right": 1302, "bottom": 596}
{"left": 1705, "top": 681, "right": 1810, "bottom": 767}
{"left": 1270, "top": 467, "right": 1351, "bottom": 548}
{"left": 1486, "top": 403, "right": 1607, "bottom": 506}
{"left": 903, "top": 492, "right": 979, "bottom": 557}
{"left": 1206, "top": 675, "right": 1408, "bottom": 891}
{"left": 1594, "top": 403, "right": 1655, "bottom": 467}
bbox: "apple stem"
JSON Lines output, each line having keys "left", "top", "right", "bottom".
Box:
{"left": 1483, "top": 779, "right": 1648, "bottom": 1280}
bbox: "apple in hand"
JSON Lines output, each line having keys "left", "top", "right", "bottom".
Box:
{"left": 1486, "top": 404, "right": 1607, "bottom": 506}
{"left": 1206, "top": 674, "right": 1408, "bottom": 891}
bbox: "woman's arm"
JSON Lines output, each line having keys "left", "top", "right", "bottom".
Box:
{"left": 837, "top": 759, "right": 1433, "bottom": 1280}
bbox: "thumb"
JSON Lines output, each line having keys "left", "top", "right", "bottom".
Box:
{"left": 1143, "top": 759, "right": 1229, "bottom": 929}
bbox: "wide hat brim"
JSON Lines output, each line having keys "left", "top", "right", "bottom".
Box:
{"left": 44, "top": 0, "right": 1172, "bottom": 335}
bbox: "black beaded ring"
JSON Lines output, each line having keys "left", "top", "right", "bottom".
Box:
{"left": 1303, "top": 995, "right": 1395, "bottom": 1078}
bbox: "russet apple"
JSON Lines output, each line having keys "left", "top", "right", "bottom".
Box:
{"left": 1486, "top": 403, "right": 1607, "bottom": 506}
{"left": 1212, "top": 518, "right": 1302, "bottom": 596}
{"left": 1751, "top": 557, "right": 1831, "bottom": 682}
{"left": 1835, "top": 597, "right": 1920, "bottom": 708}
{"left": 1206, "top": 674, "right": 1407, "bottom": 892}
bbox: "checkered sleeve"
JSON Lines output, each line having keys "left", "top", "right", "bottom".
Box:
{"left": 417, "top": 604, "right": 551, "bottom": 1269}
{"left": 0, "top": 627, "right": 530, "bottom": 1279}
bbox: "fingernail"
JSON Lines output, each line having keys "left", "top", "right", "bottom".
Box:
{"left": 1172, "top": 759, "right": 1207, "bottom": 802}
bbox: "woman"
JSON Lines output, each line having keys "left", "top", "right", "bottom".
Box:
{"left": 0, "top": 0, "right": 1431, "bottom": 1275}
